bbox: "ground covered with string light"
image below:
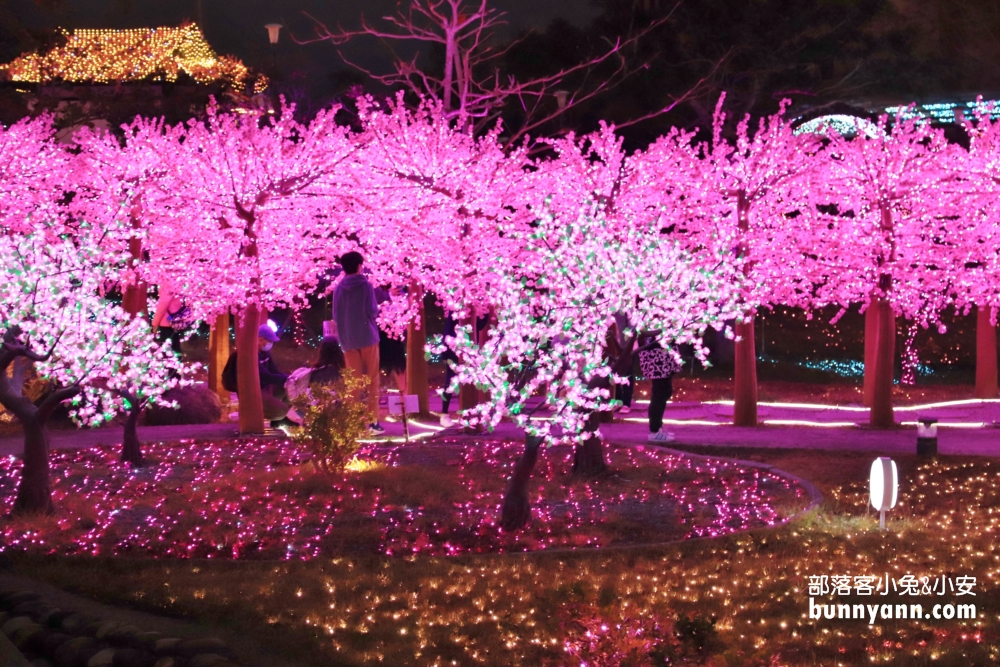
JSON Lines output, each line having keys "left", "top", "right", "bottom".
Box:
{"left": 1, "top": 445, "right": 996, "bottom": 667}
{"left": 0, "top": 438, "right": 806, "bottom": 559}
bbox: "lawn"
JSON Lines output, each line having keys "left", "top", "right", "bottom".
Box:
{"left": 0, "top": 439, "right": 807, "bottom": 558}
{"left": 4, "top": 445, "right": 998, "bottom": 667}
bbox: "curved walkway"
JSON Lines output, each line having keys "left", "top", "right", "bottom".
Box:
{"left": 1, "top": 397, "right": 998, "bottom": 458}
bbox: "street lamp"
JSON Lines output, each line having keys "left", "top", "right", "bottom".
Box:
{"left": 263, "top": 24, "right": 283, "bottom": 114}
{"left": 264, "top": 24, "right": 283, "bottom": 45}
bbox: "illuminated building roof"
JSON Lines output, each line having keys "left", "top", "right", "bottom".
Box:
{"left": 0, "top": 23, "right": 265, "bottom": 92}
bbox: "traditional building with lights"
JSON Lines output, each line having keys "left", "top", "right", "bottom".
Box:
{"left": 0, "top": 23, "right": 267, "bottom": 134}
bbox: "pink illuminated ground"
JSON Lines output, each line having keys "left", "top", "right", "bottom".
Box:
{"left": 0, "top": 438, "right": 808, "bottom": 559}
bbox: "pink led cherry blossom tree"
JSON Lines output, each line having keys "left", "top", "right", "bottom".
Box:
{"left": 957, "top": 107, "right": 1000, "bottom": 398}
{"left": 0, "top": 221, "right": 186, "bottom": 514}
{"left": 71, "top": 117, "right": 175, "bottom": 317}
{"left": 351, "top": 96, "right": 532, "bottom": 413}
{"left": 140, "top": 102, "right": 362, "bottom": 434}
{"left": 0, "top": 115, "right": 70, "bottom": 233}
{"left": 633, "top": 96, "right": 826, "bottom": 426}
{"left": 72, "top": 118, "right": 238, "bottom": 400}
{"left": 812, "top": 112, "right": 966, "bottom": 427}
{"left": 443, "top": 203, "right": 742, "bottom": 530}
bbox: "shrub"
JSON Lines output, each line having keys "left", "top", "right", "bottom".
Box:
{"left": 291, "top": 369, "right": 370, "bottom": 474}
{"left": 144, "top": 384, "right": 221, "bottom": 425}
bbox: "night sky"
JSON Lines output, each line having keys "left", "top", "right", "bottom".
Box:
{"left": 5, "top": 0, "right": 601, "bottom": 96}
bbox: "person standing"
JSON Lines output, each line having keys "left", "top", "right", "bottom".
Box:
{"left": 333, "top": 251, "right": 383, "bottom": 433}
{"left": 151, "top": 288, "right": 192, "bottom": 355}
{"left": 638, "top": 333, "right": 682, "bottom": 443}
{"left": 611, "top": 312, "right": 636, "bottom": 414}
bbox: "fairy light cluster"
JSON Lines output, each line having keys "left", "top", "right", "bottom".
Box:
{"left": 795, "top": 358, "right": 932, "bottom": 380}
{"left": 0, "top": 24, "right": 258, "bottom": 90}
{"left": 441, "top": 203, "right": 743, "bottom": 445}
{"left": 0, "top": 221, "right": 189, "bottom": 428}
{"left": 0, "top": 438, "right": 805, "bottom": 558}
{"left": 26, "top": 456, "right": 998, "bottom": 667}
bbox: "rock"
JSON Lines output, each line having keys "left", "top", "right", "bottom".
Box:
{"left": 111, "top": 648, "right": 155, "bottom": 667}
{"left": 2, "top": 591, "right": 42, "bottom": 608}
{"left": 176, "top": 638, "right": 228, "bottom": 658}
{"left": 24, "top": 626, "right": 56, "bottom": 653}
{"left": 189, "top": 655, "right": 230, "bottom": 667}
{"left": 3, "top": 615, "right": 36, "bottom": 636}
{"left": 31, "top": 659, "right": 55, "bottom": 667}
{"left": 14, "top": 600, "right": 51, "bottom": 617}
{"left": 95, "top": 623, "right": 120, "bottom": 640}
{"left": 42, "top": 632, "right": 75, "bottom": 658}
{"left": 11, "top": 621, "right": 44, "bottom": 648}
{"left": 151, "top": 659, "right": 175, "bottom": 667}
{"left": 87, "top": 649, "right": 117, "bottom": 667}
{"left": 53, "top": 636, "right": 99, "bottom": 667}
{"left": 81, "top": 621, "right": 104, "bottom": 638}
{"left": 106, "top": 625, "right": 141, "bottom": 644}
{"left": 60, "top": 613, "right": 93, "bottom": 634}
{"left": 45, "top": 611, "right": 76, "bottom": 629}
{"left": 133, "top": 632, "right": 163, "bottom": 649}
{"left": 36, "top": 608, "right": 62, "bottom": 626}
{"left": 0, "top": 611, "right": 9, "bottom": 626}
{"left": 152, "top": 638, "right": 182, "bottom": 656}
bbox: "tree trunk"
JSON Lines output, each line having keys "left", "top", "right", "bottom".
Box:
{"left": 13, "top": 417, "right": 54, "bottom": 515}
{"left": 120, "top": 402, "right": 144, "bottom": 466}
{"left": 572, "top": 416, "right": 607, "bottom": 477}
{"left": 406, "top": 284, "right": 430, "bottom": 416}
{"left": 122, "top": 281, "right": 147, "bottom": 319}
{"left": 236, "top": 305, "right": 265, "bottom": 434}
{"left": 459, "top": 316, "right": 478, "bottom": 412}
{"left": 863, "top": 301, "right": 878, "bottom": 407}
{"left": 975, "top": 306, "right": 998, "bottom": 399}
{"left": 733, "top": 317, "right": 758, "bottom": 426}
{"left": 208, "top": 313, "right": 231, "bottom": 403}
{"left": 732, "top": 192, "right": 758, "bottom": 427}
{"left": 122, "top": 235, "right": 147, "bottom": 318}
{"left": 476, "top": 315, "right": 492, "bottom": 405}
{"left": 501, "top": 435, "right": 543, "bottom": 531}
{"left": 869, "top": 297, "right": 896, "bottom": 428}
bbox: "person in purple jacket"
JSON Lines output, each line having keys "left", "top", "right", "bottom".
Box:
{"left": 332, "top": 251, "right": 383, "bottom": 434}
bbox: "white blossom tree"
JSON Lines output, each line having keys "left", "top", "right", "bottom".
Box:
{"left": 441, "top": 203, "right": 743, "bottom": 529}
{"left": 0, "top": 222, "right": 184, "bottom": 514}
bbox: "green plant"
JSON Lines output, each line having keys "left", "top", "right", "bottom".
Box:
{"left": 290, "top": 369, "right": 370, "bottom": 474}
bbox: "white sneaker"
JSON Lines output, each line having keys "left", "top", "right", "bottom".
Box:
{"left": 440, "top": 414, "right": 454, "bottom": 428}
{"left": 648, "top": 430, "right": 675, "bottom": 443}
{"left": 618, "top": 405, "right": 631, "bottom": 414}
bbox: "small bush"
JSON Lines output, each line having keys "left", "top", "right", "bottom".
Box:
{"left": 291, "top": 369, "right": 370, "bottom": 474}
{"left": 144, "top": 384, "right": 221, "bottom": 425}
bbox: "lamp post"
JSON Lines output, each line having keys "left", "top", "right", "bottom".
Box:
{"left": 265, "top": 23, "right": 283, "bottom": 46}
{"left": 264, "top": 23, "right": 282, "bottom": 68}
{"left": 263, "top": 24, "right": 283, "bottom": 114}
{"left": 916, "top": 417, "right": 938, "bottom": 456}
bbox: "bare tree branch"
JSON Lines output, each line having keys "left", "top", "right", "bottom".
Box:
{"left": 297, "top": 0, "right": 700, "bottom": 144}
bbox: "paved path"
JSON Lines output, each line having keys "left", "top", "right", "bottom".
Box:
{"left": 2, "top": 397, "right": 998, "bottom": 458}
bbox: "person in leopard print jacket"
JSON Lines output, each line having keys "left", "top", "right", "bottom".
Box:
{"left": 638, "top": 333, "right": 682, "bottom": 443}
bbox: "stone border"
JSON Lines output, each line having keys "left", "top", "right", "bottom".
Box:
{"left": 0, "top": 589, "right": 242, "bottom": 667}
